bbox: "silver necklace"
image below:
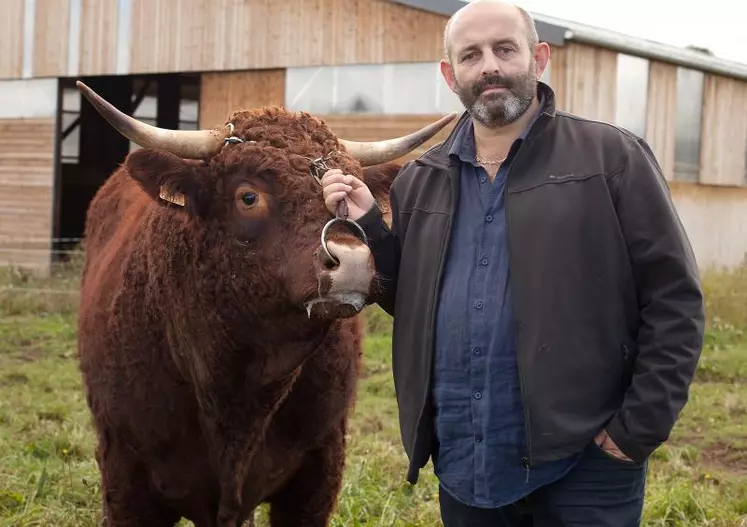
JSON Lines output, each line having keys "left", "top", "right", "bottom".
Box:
{"left": 476, "top": 154, "right": 506, "bottom": 165}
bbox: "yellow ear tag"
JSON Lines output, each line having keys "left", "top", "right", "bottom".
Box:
{"left": 159, "top": 186, "right": 186, "bottom": 207}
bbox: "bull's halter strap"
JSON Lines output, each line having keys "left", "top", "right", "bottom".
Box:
{"left": 223, "top": 122, "right": 247, "bottom": 146}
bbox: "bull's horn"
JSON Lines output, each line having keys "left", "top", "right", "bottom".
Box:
{"left": 338, "top": 112, "right": 459, "bottom": 166}
{"left": 76, "top": 81, "right": 226, "bottom": 159}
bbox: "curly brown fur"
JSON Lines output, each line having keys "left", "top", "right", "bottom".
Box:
{"left": 77, "top": 107, "right": 399, "bottom": 527}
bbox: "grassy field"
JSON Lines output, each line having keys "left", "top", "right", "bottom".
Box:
{"left": 0, "top": 258, "right": 746, "bottom": 526}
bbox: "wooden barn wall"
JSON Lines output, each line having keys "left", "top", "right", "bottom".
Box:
{"left": 0, "top": 0, "right": 447, "bottom": 80}
{"left": 199, "top": 70, "right": 286, "bottom": 129}
{"left": 699, "top": 73, "right": 747, "bottom": 186}
{"left": 0, "top": 120, "right": 56, "bottom": 267}
{"left": 670, "top": 183, "right": 747, "bottom": 270}
{"left": 33, "top": 0, "right": 72, "bottom": 78}
{"left": 0, "top": 0, "right": 25, "bottom": 79}
{"left": 0, "top": 80, "right": 59, "bottom": 273}
{"left": 549, "top": 42, "right": 618, "bottom": 122}
{"left": 77, "top": 0, "right": 119, "bottom": 76}
{"left": 127, "top": 0, "right": 445, "bottom": 74}
{"left": 645, "top": 61, "right": 678, "bottom": 181}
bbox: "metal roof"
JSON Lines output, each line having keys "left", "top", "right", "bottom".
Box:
{"left": 390, "top": 0, "right": 747, "bottom": 82}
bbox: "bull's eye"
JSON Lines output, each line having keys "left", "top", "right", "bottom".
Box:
{"left": 241, "top": 192, "right": 258, "bottom": 207}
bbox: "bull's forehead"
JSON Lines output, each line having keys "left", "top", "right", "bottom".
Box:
{"left": 226, "top": 108, "right": 335, "bottom": 151}
{"left": 217, "top": 107, "right": 360, "bottom": 176}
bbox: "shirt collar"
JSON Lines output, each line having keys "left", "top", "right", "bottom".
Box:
{"left": 449, "top": 93, "right": 545, "bottom": 164}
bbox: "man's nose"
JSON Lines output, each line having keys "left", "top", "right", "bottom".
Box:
{"left": 480, "top": 52, "right": 501, "bottom": 75}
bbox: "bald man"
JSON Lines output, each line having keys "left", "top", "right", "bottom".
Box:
{"left": 322, "top": 1, "right": 704, "bottom": 525}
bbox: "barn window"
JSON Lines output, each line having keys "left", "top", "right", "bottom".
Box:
{"left": 285, "top": 67, "right": 336, "bottom": 114}
{"left": 61, "top": 87, "right": 81, "bottom": 164}
{"left": 383, "top": 63, "right": 443, "bottom": 114}
{"left": 615, "top": 53, "right": 649, "bottom": 138}
{"left": 673, "top": 66, "right": 704, "bottom": 182}
{"left": 334, "top": 65, "right": 386, "bottom": 114}
{"left": 287, "top": 63, "right": 469, "bottom": 115}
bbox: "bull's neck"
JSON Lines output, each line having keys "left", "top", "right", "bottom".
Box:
{"left": 161, "top": 309, "right": 337, "bottom": 391}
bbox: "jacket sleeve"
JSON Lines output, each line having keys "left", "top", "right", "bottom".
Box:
{"left": 605, "top": 136, "right": 706, "bottom": 464}
{"left": 356, "top": 188, "right": 403, "bottom": 317}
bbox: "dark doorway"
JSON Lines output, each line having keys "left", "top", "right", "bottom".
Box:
{"left": 53, "top": 73, "right": 200, "bottom": 258}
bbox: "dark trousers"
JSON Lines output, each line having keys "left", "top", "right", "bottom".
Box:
{"left": 439, "top": 442, "right": 648, "bottom": 527}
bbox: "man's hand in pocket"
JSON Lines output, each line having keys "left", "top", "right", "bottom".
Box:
{"left": 594, "top": 429, "right": 634, "bottom": 463}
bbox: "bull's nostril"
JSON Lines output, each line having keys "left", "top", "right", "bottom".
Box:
{"left": 323, "top": 256, "right": 339, "bottom": 271}
{"left": 318, "top": 245, "right": 340, "bottom": 271}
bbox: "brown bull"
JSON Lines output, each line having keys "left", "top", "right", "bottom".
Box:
{"left": 74, "top": 80, "right": 455, "bottom": 527}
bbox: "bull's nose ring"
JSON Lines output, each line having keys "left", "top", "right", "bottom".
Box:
{"left": 320, "top": 218, "right": 369, "bottom": 265}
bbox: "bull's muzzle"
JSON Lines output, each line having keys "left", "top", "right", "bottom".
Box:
{"left": 306, "top": 218, "right": 374, "bottom": 319}
{"left": 319, "top": 216, "right": 367, "bottom": 267}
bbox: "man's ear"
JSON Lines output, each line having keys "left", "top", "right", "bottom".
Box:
{"left": 440, "top": 59, "right": 458, "bottom": 94}
{"left": 124, "top": 149, "right": 205, "bottom": 216}
{"left": 362, "top": 162, "right": 400, "bottom": 228}
{"left": 534, "top": 42, "right": 551, "bottom": 79}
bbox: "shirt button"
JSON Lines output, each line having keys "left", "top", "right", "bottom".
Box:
{"left": 485, "top": 215, "right": 493, "bottom": 222}
{"left": 480, "top": 176, "right": 487, "bottom": 183}
{"left": 474, "top": 391, "right": 482, "bottom": 400}
{"left": 475, "top": 436, "right": 483, "bottom": 443}
{"left": 473, "top": 347, "right": 481, "bottom": 355}
{"left": 475, "top": 301, "right": 483, "bottom": 309}
{"left": 480, "top": 258, "right": 488, "bottom": 266}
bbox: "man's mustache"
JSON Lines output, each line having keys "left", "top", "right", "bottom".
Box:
{"left": 472, "top": 75, "right": 513, "bottom": 95}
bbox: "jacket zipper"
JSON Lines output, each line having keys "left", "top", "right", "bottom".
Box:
{"left": 415, "top": 163, "right": 458, "bottom": 465}
{"left": 503, "top": 141, "right": 533, "bottom": 484}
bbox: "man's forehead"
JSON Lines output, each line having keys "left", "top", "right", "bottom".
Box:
{"left": 447, "top": 3, "right": 525, "bottom": 51}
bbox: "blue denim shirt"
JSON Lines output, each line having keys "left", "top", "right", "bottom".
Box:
{"left": 432, "top": 97, "right": 581, "bottom": 508}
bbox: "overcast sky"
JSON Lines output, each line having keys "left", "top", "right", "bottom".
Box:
{"left": 464, "top": 0, "right": 744, "bottom": 65}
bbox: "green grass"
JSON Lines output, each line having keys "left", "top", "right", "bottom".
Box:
{"left": 0, "top": 261, "right": 746, "bottom": 526}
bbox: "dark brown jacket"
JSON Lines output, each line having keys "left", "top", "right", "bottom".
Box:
{"left": 358, "top": 82, "right": 705, "bottom": 484}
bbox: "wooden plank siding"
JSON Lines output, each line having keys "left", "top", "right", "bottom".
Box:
{"left": 670, "top": 182, "right": 747, "bottom": 269}
{"left": 645, "top": 61, "right": 678, "bottom": 181}
{"left": 77, "top": 0, "right": 119, "bottom": 76}
{"left": 128, "top": 0, "right": 447, "bottom": 74}
{"left": 32, "top": 0, "right": 71, "bottom": 78}
{"left": 699, "top": 73, "right": 747, "bottom": 186}
{"left": 0, "top": 0, "right": 656, "bottom": 85}
{"left": 0, "top": 118, "right": 57, "bottom": 272}
{"left": 549, "top": 43, "right": 617, "bottom": 122}
{"left": 0, "top": 0, "right": 447, "bottom": 79}
{"left": 0, "top": 0, "right": 25, "bottom": 79}
{"left": 199, "top": 70, "right": 286, "bottom": 129}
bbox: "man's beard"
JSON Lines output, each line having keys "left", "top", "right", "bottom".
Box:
{"left": 454, "top": 67, "right": 537, "bottom": 128}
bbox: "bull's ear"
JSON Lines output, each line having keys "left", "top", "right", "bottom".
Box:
{"left": 362, "top": 162, "right": 400, "bottom": 228}
{"left": 124, "top": 149, "right": 205, "bottom": 215}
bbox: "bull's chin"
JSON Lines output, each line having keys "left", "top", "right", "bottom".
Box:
{"left": 303, "top": 292, "right": 367, "bottom": 320}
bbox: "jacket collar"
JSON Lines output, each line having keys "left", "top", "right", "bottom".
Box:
{"left": 416, "top": 81, "right": 557, "bottom": 171}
